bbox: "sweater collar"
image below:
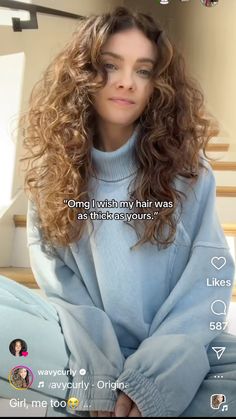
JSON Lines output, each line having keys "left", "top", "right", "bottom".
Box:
{"left": 91, "top": 125, "right": 140, "bottom": 182}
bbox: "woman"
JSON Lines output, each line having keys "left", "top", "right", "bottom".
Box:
{"left": 9, "top": 339, "right": 27, "bottom": 357}
{"left": 211, "top": 394, "right": 225, "bottom": 409}
{"left": 0, "top": 6, "right": 235, "bottom": 417}
{"left": 10, "top": 367, "right": 29, "bottom": 389}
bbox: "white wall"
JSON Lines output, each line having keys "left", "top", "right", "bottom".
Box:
{"left": 0, "top": 0, "right": 124, "bottom": 265}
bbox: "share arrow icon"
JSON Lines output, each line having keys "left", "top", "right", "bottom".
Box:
{"left": 212, "top": 347, "right": 226, "bottom": 360}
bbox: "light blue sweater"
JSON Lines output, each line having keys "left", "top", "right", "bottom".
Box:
{"left": 27, "top": 125, "right": 235, "bottom": 416}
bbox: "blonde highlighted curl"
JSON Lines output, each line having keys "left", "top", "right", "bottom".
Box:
{"left": 20, "top": 6, "right": 219, "bottom": 252}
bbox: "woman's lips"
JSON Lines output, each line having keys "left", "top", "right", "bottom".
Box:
{"left": 109, "top": 98, "right": 135, "bottom": 106}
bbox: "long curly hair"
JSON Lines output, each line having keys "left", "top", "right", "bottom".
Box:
{"left": 211, "top": 394, "right": 225, "bottom": 408}
{"left": 20, "top": 6, "right": 219, "bottom": 251}
{"left": 11, "top": 368, "right": 29, "bottom": 388}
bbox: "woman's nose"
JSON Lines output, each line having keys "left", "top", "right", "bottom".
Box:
{"left": 115, "top": 72, "right": 135, "bottom": 90}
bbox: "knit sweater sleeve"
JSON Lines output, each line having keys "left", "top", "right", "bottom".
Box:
{"left": 27, "top": 199, "right": 125, "bottom": 414}
{"left": 116, "top": 163, "right": 235, "bottom": 417}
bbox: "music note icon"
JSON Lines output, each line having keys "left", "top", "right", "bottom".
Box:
{"left": 222, "top": 404, "right": 228, "bottom": 412}
{"left": 38, "top": 381, "right": 44, "bottom": 388}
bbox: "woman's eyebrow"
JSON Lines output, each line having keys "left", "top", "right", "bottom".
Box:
{"left": 101, "top": 51, "right": 155, "bottom": 65}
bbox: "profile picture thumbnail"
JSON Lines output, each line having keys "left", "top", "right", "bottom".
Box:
{"left": 9, "top": 366, "right": 34, "bottom": 390}
{"left": 210, "top": 394, "right": 226, "bottom": 409}
{"left": 200, "top": 0, "right": 218, "bottom": 7}
{"left": 9, "top": 338, "right": 28, "bottom": 357}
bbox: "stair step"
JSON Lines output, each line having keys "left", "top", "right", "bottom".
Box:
{"left": 222, "top": 224, "right": 236, "bottom": 236}
{"left": 0, "top": 267, "right": 39, "bottom": 289}
{"left": 217, "top": 186, "right": 236, "bottom": 197}
{"left": 210, "top": 161, "right": 236, "bottom": 171}
{"left": 13, "top": 214, "right": 26, "bottom": 227}
{"left": 206, "top": 143, "right": 229, "bottom": 152}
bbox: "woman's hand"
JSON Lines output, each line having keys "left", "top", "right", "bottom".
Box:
{"left": 90, "top": 392, "right": 141, "bottom": 417}
{"left": 115, "top": 392, "right": 141, "bottom": 417}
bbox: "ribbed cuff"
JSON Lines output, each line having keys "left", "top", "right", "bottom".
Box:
{"left": 116, "top": 369, "right": 167, "bottom": 417}
{"left": 66, "top": 373, "right": 118, "bottom": 414}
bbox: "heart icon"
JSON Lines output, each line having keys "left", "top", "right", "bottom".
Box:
{"left": 211, "top": 257, "right": 226, "bottom": 270}
{"left": 22, "top": 351, "right": 28, "bottom": 357}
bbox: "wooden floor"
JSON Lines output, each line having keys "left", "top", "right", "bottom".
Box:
{"left": 0, "top": 267, "right": 38, "bottom": 289}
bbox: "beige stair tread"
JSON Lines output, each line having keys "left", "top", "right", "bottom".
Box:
{"left": 14, "top": 214, "right": 26, "bottom": 227}
{"left": 222, "top": 224, "right": 236, "bottom": 236}
{"left": 217, "top": 186, "right": 236, "bottom": 197}
{"left": 210, "top": 161, "right": 236, "bottom": 171}
{"left": 206, "top": 143, "right": 229, "bottom": 152}
{"left": 13, "top": 214, "right": 26, "bottom": 227}
{"left": 0, "top": 267, "right": 39, "bottom": 289}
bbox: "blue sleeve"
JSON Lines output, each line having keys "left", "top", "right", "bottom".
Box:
{"left": 27, "top": 199, "right": 125, "bottom": 413}
{"left": 116, "top": 165, "right": 235, "bottom": 417}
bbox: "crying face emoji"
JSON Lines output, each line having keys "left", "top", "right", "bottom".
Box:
{"left": 67, "top": 397, "right": 79, "bottom": 409}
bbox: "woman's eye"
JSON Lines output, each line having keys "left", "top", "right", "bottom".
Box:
{"left": 138, "top": 69, "right": 152, "bottom": 77}
{"left": 103, "top": 63, "right": 152, "bottom": 77}
{"left": 103, "top": 63, "right": 116, "bottom": 70}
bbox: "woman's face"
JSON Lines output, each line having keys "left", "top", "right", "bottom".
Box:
{"left": 19, "top": 368, "right": 27, "bottom": 379}
{"left": 217, "top": 394, "right": 224, "bottom": 403}
{"left": 92, "top": 28, "right": 157, "bottom": 128}
{"left": 15, "top": 341, "right": 22, "bottom": 353}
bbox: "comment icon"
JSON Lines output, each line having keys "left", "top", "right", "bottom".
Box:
{"left": 211, "top": 300, "right": 227, "bottom": 316}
